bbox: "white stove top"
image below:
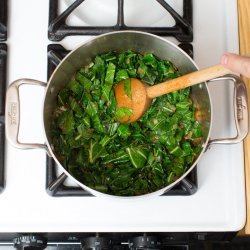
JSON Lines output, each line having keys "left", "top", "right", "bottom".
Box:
{"left": 2, "top": 0, "right": 246, "bottom": 232}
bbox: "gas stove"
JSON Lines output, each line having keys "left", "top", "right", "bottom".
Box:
{"left": 0, "top": 0, "right": 247, "bottom": 249}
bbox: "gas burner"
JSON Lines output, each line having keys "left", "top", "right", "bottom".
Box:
{"left": 0, "top": 43, "right": 6, "bottom": 193}
{"left": 45, "top": 43, "right": 197, "bottom": 197}
{"left": 48, "top": 0, "right": 193, "bottom": 42}
{"left": 0, "top": 0, "right": 7, "bottom": 41}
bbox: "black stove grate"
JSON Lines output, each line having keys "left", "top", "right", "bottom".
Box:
{"left": 46, "top": 43, "right": 197, "bottom": 197}
{"left": 0, "top": 43, "right": 7, "bottom": 192}
{"left": 48, "top": 0, "right": 193, "bottom": 42}
{"left": 0, "top": 0, "right": 7, "bottom": 41}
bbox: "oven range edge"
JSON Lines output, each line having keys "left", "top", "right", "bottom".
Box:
{"left": 0, "top": 232, "right": 240, "bottom": 250}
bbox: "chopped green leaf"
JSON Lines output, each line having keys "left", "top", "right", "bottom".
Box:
{"left": 126, "top": 147, "right": 148, "bottom": 168}
{"left": 57, "top": 110, "right": 75, "bottom": 134}
{"left": 115, "top": 107, "right": 133, "bottom": 121}
{"left": 123, "top": 78, "right": 132, "bottom": 99}
{"left": 88, "top": 140, "right": 107, "bottom": 164}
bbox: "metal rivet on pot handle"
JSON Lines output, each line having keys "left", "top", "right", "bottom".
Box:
{"left": 208, "top": 74, "right": 248, "bottom": 146}
{"left": 5, "top": 78, "right": 50, "bottom": 154}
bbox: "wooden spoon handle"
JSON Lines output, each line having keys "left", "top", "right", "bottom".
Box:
{"left": 146, "top": 64, "right": 232, "bottom": 99}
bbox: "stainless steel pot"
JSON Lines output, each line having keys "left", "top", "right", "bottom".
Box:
{"left": 5, "top": 31, "right": 249, "bottom": 198}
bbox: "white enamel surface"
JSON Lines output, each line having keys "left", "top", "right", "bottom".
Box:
{"left": 3, "top": 0, "right": 246, "bottom": 232}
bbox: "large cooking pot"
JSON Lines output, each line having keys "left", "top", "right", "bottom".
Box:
{"left": 5, "top": 31, "right": 248, "bottom": 198}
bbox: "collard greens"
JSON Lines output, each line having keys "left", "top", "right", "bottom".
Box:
{"left": 51, "top": 50, "right": 204, "bottom": 196}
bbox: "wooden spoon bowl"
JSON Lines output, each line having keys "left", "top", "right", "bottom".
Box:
{"left": 114, "top": 78, "right": 152, "bottom": 123}
{"left": 114, "top": 64, "right": 232, "bottom": 123}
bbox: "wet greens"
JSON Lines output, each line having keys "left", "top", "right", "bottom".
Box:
{"left": 51, "top": 50, "right": 204, "bottom": 196}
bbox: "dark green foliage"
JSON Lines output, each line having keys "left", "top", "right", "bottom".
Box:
{"left": 51, "top": 51, "right": 204, "bottom": 196}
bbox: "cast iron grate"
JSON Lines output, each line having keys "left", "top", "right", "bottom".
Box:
{"left": 0, "top": 0, "right": 7, "bottom": 41}
{"left": 46, "top": 43, "right": 197, "bottom": 197}
{"left": 48, "top": 0, "right": 193, "bottom": 42}
{"left": 0, "top": 43, "right": 7, "bottom": 192}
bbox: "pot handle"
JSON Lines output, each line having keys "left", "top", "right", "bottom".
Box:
{"left": 208, "top": 74, "right": 248, "bottom": 146}
{"left": 5, "top": 78, "right": 50, "bottom": 154}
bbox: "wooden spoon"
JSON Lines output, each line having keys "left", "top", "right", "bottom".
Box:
{"left": 114, "top": 64, "right": 232, "bottom": 123}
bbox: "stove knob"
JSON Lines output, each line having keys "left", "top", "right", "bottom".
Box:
{"left": 81, "top": 236, "right": 112, "bottom": 250}
{"left": 128, "top": 236, "right": 160, "bottom": 250}
{"left": 13, "top": 235, "right": 47, "bottom": 250}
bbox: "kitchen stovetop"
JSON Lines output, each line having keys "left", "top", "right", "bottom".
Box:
{"left": 0, "top": 0, "right": 247, "bottom": 234}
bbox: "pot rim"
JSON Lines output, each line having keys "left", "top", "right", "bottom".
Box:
{"left": 43, "top": 30, "right": 213, "bottom": 199}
